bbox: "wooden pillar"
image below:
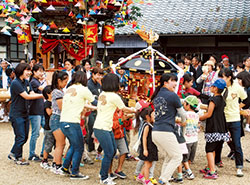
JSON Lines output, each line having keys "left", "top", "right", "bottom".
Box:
{"left": 54, "top": 45, "right": 59, "bottom": 69}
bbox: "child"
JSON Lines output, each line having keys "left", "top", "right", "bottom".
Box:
{"left": 173, "top": 95, "right": 199, "bottom": 183}
{"left": 50, "top": 71, "right": 68, "bottom": 174}
{"left": 136, "top": 107, "right": 158, "bottom": 185}
{"left": 183, "top": 95, "right": 199, "bottom": 165}
{"left": 109, "top": 108, "right": 133, "bottom": 179}
{"left": 40, "top": 85, "right": 55, "bottom": 169}
{"left": 199, "top": 79, "right": 230, "bottom": 179}
{"left": 134, "top": 100, "right": 157, "bottom": 185}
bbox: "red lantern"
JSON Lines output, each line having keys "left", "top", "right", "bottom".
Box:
{"left": 83, "top": 22, "right": 98, "bottom": 45}
{"left": 102, "top": 25, "right": 115, "bottom": 46}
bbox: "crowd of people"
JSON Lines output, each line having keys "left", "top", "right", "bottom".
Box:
{"left": 1, "top": 53, "right": 250, "bottom": 185}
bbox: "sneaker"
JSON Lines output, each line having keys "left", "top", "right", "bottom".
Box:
{"left": 28, "top": 155, "right": 42, "bottom": 162}
{"left": 83, "top": 157, "right": 94, "bottom": 165}
{"left": 109, "top": 173, "right": 118, "bottom": 180}
{"left": 185, "top": 172, "right": 195, "bottom": 180}
{"left": 203, "top": 172, "right": 218, "bottom": 179}
{"left": 80, "top": 162, "right": 84, "bottom": 167}
{"left": 70, "top": 173, "right": 89, "bottom": 180}
{"left": 244, "top": 127, "right": 250, "bottom": 132}
{"left": 169, "top": 176, "right": 174, "bottom": 182}
{"left": 50, "top": 163, "right": 56, "bottom": 173}
{"left": 100, "top": 178, "right": 116, "bottom": 184}
{"left": 173, "top": 178, "right": 183, "bottom": 183}
{"left": 144, "top": 180, "right": 153, "bottom": 185}
{"left": 55, "top": 167, "right": 68, "bottom": 175}
{"left": 236, "top": 169, "right": 244, "bottom": 177}
{"left": 246, "top": 158, "right": 250, "bottom": 163}
{"left": 158, "top": 179, "right": 166, "bottom": 185}
{"left": 8, "top": 153, "right": 15, "bottom": 161}
{"left": 136, "top": 176, "right": 145, "bottom": 184}
{"left": 15, "top": 158, "right": 30, "bottom": 165}
{"left": 0, "top": 115, "right": 9, "bottom": 122}
{"left": 114, "top": 171, "right": 126, "bottom": 179}
{"left": 199, "top": 167, "right": 209, "bottom": 174}
{"left": 61, "top": 167, "right": 71, "bottom": 175}
{"left": 215, "top": 161, "right": 224, "bottom": 168}
{"left": 227, "top": 151, "right": 234, "bottom": 158}
{"left": 40, "top": 161, "right": 51, "bottom": 169}
{"left": 150, "top": 178, "right": 158, "bottom": 184}
{"left": 230, "top": 154, "right": 235, "bottom": 160}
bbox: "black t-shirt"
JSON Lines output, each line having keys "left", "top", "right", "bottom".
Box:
{"left": 44, "top": 100, "right": 52, "bottom": 130}
{"left": 242, "top": 87, "right": 250, "bottom": 109}
{"left": 206, "top": 95, "right": 227, "bottom": 133}
{"left": 29, "top": 77, "right": 44, "bottom": 115}
{"left": 153, "top": 87, "right": 182, "bottom": 133}
{"left": 10, "top": 78, "right": 33, "bottom": 118}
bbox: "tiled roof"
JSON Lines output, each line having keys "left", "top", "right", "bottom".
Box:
{"left": 117, "top": 0, "right": 250, "bottom": 35}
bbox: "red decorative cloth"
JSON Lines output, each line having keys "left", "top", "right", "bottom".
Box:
{"left": 41, "top": 37, "right": 92, "bottom": 61}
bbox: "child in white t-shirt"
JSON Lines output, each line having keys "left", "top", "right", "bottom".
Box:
{"left": 174, "top": 95, "right": 199, "bottom": 183}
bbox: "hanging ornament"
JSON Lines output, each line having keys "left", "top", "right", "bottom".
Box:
{"left": 76, "top": 13, "right": 83, "bottom": 19}
{"left": 50, "top": 21, "right": 58, "bottom": 29}
{"left": 63, "top": 27, "right": 70, "bottom": 33}
{"left": 29, "top": 17, "right": 36, "bottom": 23}
{"left": 68, "top": 11, "right": 74, "bottom": 17}
{"left": 83, "top": 20, "right": 98, "bottom": 45}
{"left": 102, "top": 24, "right": 115, "bottom": 46}
{"left": 46, "top": 5, "right": 56, "bottom": 11}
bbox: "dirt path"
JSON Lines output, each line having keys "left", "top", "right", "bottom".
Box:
{"left": 0, "top": 122, "right": 249, "bottom": 185}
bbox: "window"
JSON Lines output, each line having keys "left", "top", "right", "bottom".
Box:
{"left": 10, "top": 36, "right": 25, "bottom": 60}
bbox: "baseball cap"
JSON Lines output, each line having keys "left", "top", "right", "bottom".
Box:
{"left": 221, "top": 54, "right": 229, "bottom": 61}
{"left": 212, "top": 79, "right": 226, "bottom": 89}
{"left": 184, "top": 95, "right": 199, "bottom": 108}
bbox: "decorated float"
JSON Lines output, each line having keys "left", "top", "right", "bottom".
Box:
{"left": 112, "top": 27, "right": 184, "bottom": 105}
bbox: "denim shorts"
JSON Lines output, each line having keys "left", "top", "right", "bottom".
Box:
{"left": 49, "top": 114, "right": 61, "bottom": 132}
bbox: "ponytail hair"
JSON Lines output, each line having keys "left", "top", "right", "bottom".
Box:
{"left": 30, "top": 64, "right": 44, "bottom": 81}
{"left": 221, "top": 68, "right": 234, "bottom": 85}
{"left": 51, "top": 70, "right": 68, "bottom": 90}
{"left": 151, "top": 73, "right": 178, "bottom": 101}
{"left": 134, "top": 107, "right": 154, "bottom": 134}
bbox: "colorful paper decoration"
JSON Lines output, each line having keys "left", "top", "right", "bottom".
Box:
{"left": 102, "top": 24, "right": 115, "bottom": 46}
{"left": 50, "top": 21, "right": 58, "bottom": 29}
{"left": 76, "top": 13, "right": 83, "bottom": 19}
{"left": 63, "top": 27, "right": 70, "bottom": 33}
{"left": 46, "top": 5, "right": 56, "bottom": 11}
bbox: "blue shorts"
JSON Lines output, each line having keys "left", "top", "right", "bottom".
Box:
{"left": 49, "top": 114, "right": 61, "bottom": 132}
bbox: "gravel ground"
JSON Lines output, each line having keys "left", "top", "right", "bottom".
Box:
{"left": 0, "top": 122, "right": 250, "bottom": 185}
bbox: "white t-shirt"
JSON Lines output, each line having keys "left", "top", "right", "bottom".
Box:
{"left": 60, "top": 84, "right": 94, "bottom": 123}
{"left": 183, "top": 111, "right": 199, "bottom": 144}
{"left": 2, "top": 70, "right": 8, "bottom": 89}
{"left": 94, "top": 92, "right": 125, "bottom": 131}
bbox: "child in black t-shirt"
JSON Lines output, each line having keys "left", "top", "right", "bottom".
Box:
{"left": 40, "top": 85, "right": 56, "bottom": 169}
{"left": 199, "top": 79, "right": 230, "bottom": 180}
